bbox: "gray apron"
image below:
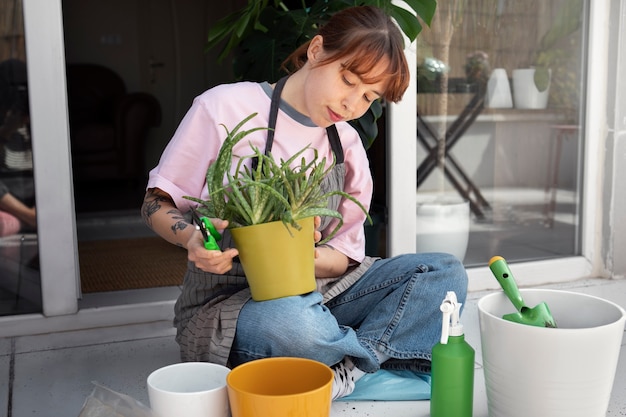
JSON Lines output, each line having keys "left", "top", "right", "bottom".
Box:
{"left": 175, "top": 78, "right": 376, "bottom": 364}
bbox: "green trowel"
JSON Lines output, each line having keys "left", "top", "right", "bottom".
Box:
{"left": 488, "top": 256, "right": 557, "bottom": 328}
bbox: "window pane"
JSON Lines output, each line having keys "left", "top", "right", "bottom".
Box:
{"left": 416, "top": 0, "right": 586, "bottom": 266}
{"left": 0, "top": 0, "right": 41, "bottom": 315}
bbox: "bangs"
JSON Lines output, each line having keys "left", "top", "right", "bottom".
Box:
{"left": 343, "top": 48, "right": 390, "bottom": 84}
{"left": 298, "top": 6, "right": 410, "bottom": 102}
{"left": 336, "top": 37, "right": 408, "bottom": 102}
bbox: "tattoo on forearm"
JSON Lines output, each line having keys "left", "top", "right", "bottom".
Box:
{"left": 171, "top": 221, "right": 189, "bottom": 235}
{"left": 141, "top": 199, "right": 158, "bottom": 228}
{"left": 167, "top": 209, "right": 189, "bottom": 235}
{"left": 141, "top": 189, "right": 175, "bottom": 229}
{"left": 168, "top": 209, "right": 184, "bottom": 220}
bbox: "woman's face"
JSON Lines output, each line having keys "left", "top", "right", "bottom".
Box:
{"left": 301, "top": 36, "right": 391, "bottom": 128}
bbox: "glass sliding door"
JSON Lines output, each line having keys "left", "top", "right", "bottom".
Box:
{"left": 9, "top": 0, "right": 603, "bottom": 323}
{"left": 0, "top": 0, "right": 41, "bottom": 315}
{"left": 415, "top": 0, "right": 587, "bottom": 267}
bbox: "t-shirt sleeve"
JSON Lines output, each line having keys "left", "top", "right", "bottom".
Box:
{"left": 146, "top": 93, "right": 224, "bottom": 213}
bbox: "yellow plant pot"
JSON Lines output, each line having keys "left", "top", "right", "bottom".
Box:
{"left": 230, "top": 217, "right": 316, "bottom": 301}
{"left": 227, "top": 357, "right": 333, "bottom": 417}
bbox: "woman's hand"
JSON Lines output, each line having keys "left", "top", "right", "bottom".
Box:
{"left": 0, "top": 110, "right": 27, "bottom": 140}
{"left": 313, "top": 216, "right": 322, "bottom": 245}
{"left": 187, "top": 218, "right": 239, "bottom": 274}
{"left": 314, "top": 245, "right": 349, "bottom": 278}
{"left": 141, "top": 190, "right": 240, "bottom": 274}
{"left": 313, "top": 216, "right": 349, "bottom": 277}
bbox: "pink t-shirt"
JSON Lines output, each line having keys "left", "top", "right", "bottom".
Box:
{"left": 147, "top": 81, "right": 373, "bottom": 262}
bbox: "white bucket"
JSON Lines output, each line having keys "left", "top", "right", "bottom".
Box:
{"left": 478, "top": 289, "right": 625, "bottom": 417}
{"left": 416, "top": 199, "right": 469, "bottom": 262}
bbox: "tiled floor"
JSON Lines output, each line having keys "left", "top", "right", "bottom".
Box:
{"left": 1, "top": 278, "right": 624, "bottom": 416}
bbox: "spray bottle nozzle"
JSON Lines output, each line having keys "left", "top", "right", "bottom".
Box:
{"left": 440, "top": 291, "right": 463, "bottom": 344}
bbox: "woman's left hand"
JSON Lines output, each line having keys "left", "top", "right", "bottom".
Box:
{"left": 313, "top": 216, "right": 322, "bottom": 244}
{"left": 313, "top": 216, "right": 349, "bottom": 277}
{"left": 314, "top": 245, "right": 349, "bottom": 278}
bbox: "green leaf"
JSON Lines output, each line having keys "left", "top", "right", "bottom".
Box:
{"left": 539, "top": 0, "right": 583, "bottom": 51}
{"left": 190, "top": 112, "right": 270, "bottom": 219}
{"left": 389, "top": 5, "right": 422, "bottom": 41}
{"left": 401, "top": 0, "right": 437, "bottom": 27}
{"left": 533, "top": 67, "right": 550, "bottom": 92}
{"left": 234, "top": 10, "right": 254, "bottom": 39}
{"left": 186, "top": 112, "right": 371, "bottom": 240}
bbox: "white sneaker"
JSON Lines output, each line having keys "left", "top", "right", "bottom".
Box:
{"left": 331, "top": 357, "right": 356, "bottom": 400}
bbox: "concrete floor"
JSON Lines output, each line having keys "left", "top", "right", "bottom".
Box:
{"left": 1, "top": 278, "right": 624, "bottom": 416}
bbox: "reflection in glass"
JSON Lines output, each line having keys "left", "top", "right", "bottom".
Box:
{"left": 416, "top": 0, "right": 586, "bottom": 266}
{"left": 0, "top": 0, "right": 41, "bottom": 315}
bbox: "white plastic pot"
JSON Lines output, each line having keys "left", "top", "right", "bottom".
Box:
{"left": 416, "top": 198, "right": 469, "bottom": 262}
{"left": 485, "top": 68, "right": 513, "bottom": 109}
{"left": 512, "top": 68, "right": 550, "bottom": 109}
{"left": 478, "top": 289, "right": 625, "bottom": 417}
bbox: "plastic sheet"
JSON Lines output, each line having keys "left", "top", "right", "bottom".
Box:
{"left": 337, "top": 369, "right": 432, "bottom": 401}
{"left": 78, "top": 382, "right": 153, "bottom": 417}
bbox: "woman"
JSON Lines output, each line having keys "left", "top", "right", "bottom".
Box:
{"left": 142, "top": 5, "right": 467, "bottom": 400}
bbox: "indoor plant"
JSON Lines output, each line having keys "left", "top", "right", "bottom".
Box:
{"left": 185, "top": 112, "right": 370, "bottom": 300}
{"left": 513, "top": 0, "right": 583, "bottom": 109}
{"left": 205, "top": 0, "right": 437, "bottom": 150}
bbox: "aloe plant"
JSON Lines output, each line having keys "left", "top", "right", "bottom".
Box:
{"left": 185, "top": 112, "right": 371, "bottom": 244}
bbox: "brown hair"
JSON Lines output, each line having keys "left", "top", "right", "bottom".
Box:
{"left": 282, "top": 6, "right": 409, "bottom": 103}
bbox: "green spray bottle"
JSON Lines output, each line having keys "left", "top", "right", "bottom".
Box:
{"left": 430, "top": 291, "right": 475, "bottom": 417}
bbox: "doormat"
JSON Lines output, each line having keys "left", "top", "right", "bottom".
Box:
{"left": 78, "top": 237, "right": 187, "bottom": 293}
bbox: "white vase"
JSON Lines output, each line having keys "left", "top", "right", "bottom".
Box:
{"left": 512, "top": 68, "right": 550, "bottom": 109}
{"left": 485, "top": 68, "right": 513, "bottom": 108}
{"left": 415, "top": 198, "right": 470, "bottom": 262}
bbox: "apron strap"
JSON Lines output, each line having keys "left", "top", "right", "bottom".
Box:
{"left": 264, "top": 76, "right": 288, "bottom": 155}
{"left": 326, "top": 124, "right": 343, "bottom": 164}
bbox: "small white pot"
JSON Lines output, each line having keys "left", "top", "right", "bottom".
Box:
{"left": 512, "top": 68, "right": 551, "bottom": 109}
{"left": 485, "top": 68, "right": 513, "bottom": 108}
{"left": 416, "top": 198, "right": 470, "bottom": 262}
{"left": 147, "top": 362, "right": 231, "bottom": 417}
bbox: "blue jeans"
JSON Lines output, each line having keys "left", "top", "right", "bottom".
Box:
{"left": 229, "top": 252, "right": 468, "bottom": 373}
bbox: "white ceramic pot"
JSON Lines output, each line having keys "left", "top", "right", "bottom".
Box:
{"left": 512, "top": 68, "right": 550, "bottom": 109}
{"left": 147, "top": 362, "right": 231, "bottom": 417}
{"left": 478, "top": 289, "right": 625, "bottom": 417}
{"left": 415, "top": 199, "right": 469, "bottom": 262}
{"left": 485, "top": 68, "right": 513, "bottom": 109}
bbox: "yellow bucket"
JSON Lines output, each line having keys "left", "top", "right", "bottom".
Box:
{"left": 230, "top": 217, "right": 316, "bottom": 301}
{"left": 227, "top": 357, "right": 333, "bottom": 417}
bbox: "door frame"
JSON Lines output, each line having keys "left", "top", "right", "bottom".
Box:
{"left": 23, "top": 0, "right": 79, "bottom": 316}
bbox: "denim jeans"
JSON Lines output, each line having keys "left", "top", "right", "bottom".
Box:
{"left": 229, "top": 252, "right": 468, "bottom": 373}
